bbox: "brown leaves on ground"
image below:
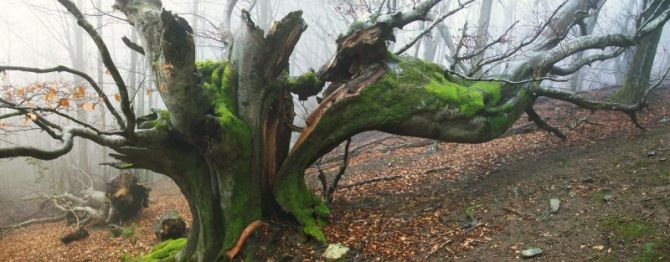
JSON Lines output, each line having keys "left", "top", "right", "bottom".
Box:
{"left": 0, "top": 180, "right": 191, "bottom": 262}
{"left": 2, "top": 88, "right": 670, "bottom": 261}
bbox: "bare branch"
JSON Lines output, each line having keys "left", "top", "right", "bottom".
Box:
{"left": 526, "top": 107, "right": 566, "bottom": 139}
{"left": 531, "top": 66, "right": 670, "bottom": 129}
{"left": 0, "top": 65, "right": 126, "bottom": 129}
{"left": 121, "top": 36, "right": 145, "bottom": 55}
{"left": 0, "top": 127, "right": 127, "bottom": 160}
{"left": 551, "top": 48, "right": 625, "bottom": 76}
{"left": 395, "top": 0, "right": 475, "bottom": 55}
{"left": 444, "top": 68, "right": 569, "bottom": 85}
{"left": 57, "top": 0, "right": 135, "bottom": 136}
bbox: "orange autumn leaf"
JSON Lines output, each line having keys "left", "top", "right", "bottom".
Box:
{"left": 58, "top": 98, "right": 70, "bottom": 108}
{"left": 44, "top": 88, "right": 57, "bottom": 102}
{"left": 81, "top": 102, "right": 96, "bottom": 112}
{"left": 17, "top": 87, "right": 26, "bottom": 98}
{"left": 159, "top": 83, "right": 167, "bottom": 92}
{"left": 73, "top": 86, "right": 85, "bottom": 98}
{"left": 114, "top": 94, "right": 121, "bottom": 102}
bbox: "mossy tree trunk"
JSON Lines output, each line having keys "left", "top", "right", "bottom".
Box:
{"left": 3, "top": 0, "right": 659, "bottom": 261}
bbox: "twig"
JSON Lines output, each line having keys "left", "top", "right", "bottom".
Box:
{"left": 339, "top": 175, "right": 402, "bottom": 189}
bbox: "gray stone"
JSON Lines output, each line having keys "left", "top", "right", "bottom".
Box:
{"left": 521, "top": 248, "right": 543, "bottom": 258}
{"left": 549, "top": 199, "right": 560, "bottom": 213}
{"left": 323, "top": 243, "right": 349, "bottom": 260}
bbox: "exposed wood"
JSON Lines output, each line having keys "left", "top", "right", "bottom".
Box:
{"left": 105, "top": 173, "right": 150, "bottom": 224}
{"left": 225, "top": 220, "right": 269, "bottom": 259}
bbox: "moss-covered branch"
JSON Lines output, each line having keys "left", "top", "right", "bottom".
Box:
{"left": 276, "top": 57, "right": 531, "bottom": 241}
{"left": 286, "top": 70, "right": 325, "bottom": 101}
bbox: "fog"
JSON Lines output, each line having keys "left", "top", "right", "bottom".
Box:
{"left": 0, "top": 0, "right": 669, "bottom": 218}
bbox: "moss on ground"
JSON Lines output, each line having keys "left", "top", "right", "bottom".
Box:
{"left": 635, "top": 239, "right": 670, "bottom": 262}
{"left": 601, "top": 216, "right": 653, "bottom": 241}
{"left": 124, "top": 238, "right": 187, "bottom": 262}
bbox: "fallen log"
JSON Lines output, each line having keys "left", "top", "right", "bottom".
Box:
{"left": 61, "top": 227, "right": 89, "bottom": 244}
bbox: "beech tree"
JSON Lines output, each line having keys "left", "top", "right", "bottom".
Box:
{"left": 1, "top": 0, "right": 669, "bottom": 260}
{"left": 612, "top": 0, "right": 670, "bottom": 103}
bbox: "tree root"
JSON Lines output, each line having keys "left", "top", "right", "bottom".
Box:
{"left": 226, "top": 220, "right": 269, "bottom": 259}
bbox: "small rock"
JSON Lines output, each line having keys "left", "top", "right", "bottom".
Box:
{"left": 647, "top": 151, "right": 656, "bottom": 157}
{"left": 549, "top": 199, "right": 560, "bottom": 213}
{"left": 592, "top": 245, "right": 605, "bottom": 251}
{"left": 660, "top": 158, "right": 667, "bottom": 161}
{"left": 323, "top": 243, "right": 349, "bottom": 260}
{"left": 658, "top": 118, "right": 669, "bottom": 124}
{"left": 520, "top": 248, "right": 543, "bottom": 259}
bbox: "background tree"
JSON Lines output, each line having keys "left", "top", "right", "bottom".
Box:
{"left": 612, "top": 0, "right": 670, "bottom": 103}
{"left": 0, "top": 0, "right": 669, "bottom": 261}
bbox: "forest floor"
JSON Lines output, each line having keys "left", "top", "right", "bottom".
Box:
{"left": 1, "top": 87, "right": 670, "bottom": 261}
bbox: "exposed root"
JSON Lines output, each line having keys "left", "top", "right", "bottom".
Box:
{"left": 226, "top": 220, "right": 269, "bottom": 259}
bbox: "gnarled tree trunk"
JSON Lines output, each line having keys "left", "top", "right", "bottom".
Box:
{"left": 2, "top": 0, "right": 668, "bottom": 261}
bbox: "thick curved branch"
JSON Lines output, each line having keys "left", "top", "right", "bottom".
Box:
{"left": 0, "top": 127, "right": 126, "bottom": 160}
{"left": 551, "top": 48, "right": 625, "bottom": 76}
{"left": 0, "top": 65, "right": 125, "bottom": 129}
{"left": 121, "top": 36, "right": 145, "bottom": 55}
{"left": 531, "top": 65, "right": 669, "bottom": 129}
{"left": 57, "top": 0, "right": 135, "bottom": 136}
{"left": 526, "top": 107, "right": 566, "bottom": 139}
{"left": 535, "top": 34, "right": 635, "bottom": 71}
{"left": 531, "top": 0, "right": 600, "bottom": 52}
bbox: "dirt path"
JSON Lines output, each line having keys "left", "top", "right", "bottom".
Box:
{"left": 304, "top": 126, "right": 670, "bottom": 261}
{"left": 450, "top": 127, "right": 670, "bottom": 261}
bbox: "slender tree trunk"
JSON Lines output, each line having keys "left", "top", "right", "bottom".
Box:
{"left": 570, "top": 3, "right": 604, "bottom": 91}
{"left": 95, "top": 0, "right": 109, "bottom": 182}
{"left": 470, "top": 0, "right": 493, "bottom": 76}
{"left": 612, "top": 0, "right": 668, "bottom": 103}
{"left": 73, "top": 0, "right": 89, "bottom": 187}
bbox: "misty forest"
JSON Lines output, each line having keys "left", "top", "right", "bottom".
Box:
{"left": 1, "top": 0, "right": 670, "bottom": 260}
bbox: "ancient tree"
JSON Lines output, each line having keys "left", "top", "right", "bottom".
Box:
{"left": 1, "top": 0, "right": 669, "bottom": 260}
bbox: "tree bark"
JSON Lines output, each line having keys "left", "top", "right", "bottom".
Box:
{"left": 611, "top": 0, "right": 669, "bottom": 103}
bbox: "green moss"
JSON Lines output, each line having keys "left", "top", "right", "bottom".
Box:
{"left": 275, "top": 171, "right": 329, "bottom": 243}
{"left": 196, "top": 60, "right": 251, "bottom": 157}
{"left": 127, "top": 238, "right": 186, "bottom": 262}
{"left": 635, "top": 240, "right": 670, "bottom": 261}
{"left": 601, "top": 216, "right": 653, "bottom": 241}
{"left": 287, "top": 71, "right": 324, "bottom": 99}
{"left": 277, "top": 57, "right": 512, "bottom": 245}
